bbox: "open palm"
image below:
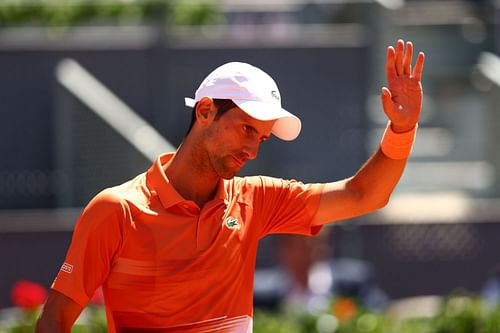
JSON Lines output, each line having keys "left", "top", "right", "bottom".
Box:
{"left": 382, "top": 40, "right": 425, "bottom": 133}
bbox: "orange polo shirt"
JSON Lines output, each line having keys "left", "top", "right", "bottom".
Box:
{"left": 52, "top": 153, "right": 324, "bottom": 332}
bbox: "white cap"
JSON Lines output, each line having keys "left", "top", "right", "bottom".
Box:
{"left": 184, "top": 62, "right": 301, "bottom": 141}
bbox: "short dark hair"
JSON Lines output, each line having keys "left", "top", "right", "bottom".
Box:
{"left": 184, "top": 99, "right": 238, "bottom": 136}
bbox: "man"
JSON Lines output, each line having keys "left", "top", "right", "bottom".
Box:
{"left": 36, "top": 39, "right": 424, "bottom": 332}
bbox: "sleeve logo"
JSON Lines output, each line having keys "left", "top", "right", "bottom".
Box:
{"left": 61, "top": 262, "right": 74, "bottom": 274}
{"left": 225, "top": 216, "right": 240, "bottom": 230}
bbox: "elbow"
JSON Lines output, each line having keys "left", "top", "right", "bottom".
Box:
{"left": 346, "top": 179, "right": 393, "bottom": 214}
{"left": 357, "top": 189, "right": 392, "bottom": 213}
{"left": 370, "top": 188, "right": 393, "bottom": 210}
{"left": 376, "top": 195, "right": 391, "bottom": 210}
{"left": 364, "top": 195, "right": 390, "bottom": 213}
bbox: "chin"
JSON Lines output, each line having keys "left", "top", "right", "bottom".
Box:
{"left": 220, "top": 171, "right": 237, "bottom": 179}
{"left": 217, "top": 167, "right": 239, "bottom": 180}
{"left": 213, "top": 160, "right": 242, "bottom": 179}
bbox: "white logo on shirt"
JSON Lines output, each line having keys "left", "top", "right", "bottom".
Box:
{"left": 61, "top": 262, "right": 73, "bottom": 274}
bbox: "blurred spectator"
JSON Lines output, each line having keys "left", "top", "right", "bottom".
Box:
{"left": 254, "top": 228, "right": 389, "bottom": 312}
{"left": 276, "top": 231, "right": 331, "bottom": 312}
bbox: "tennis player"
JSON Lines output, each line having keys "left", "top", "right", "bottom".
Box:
{"left": 36, "top": 39, "right": 424, "bottom": 333}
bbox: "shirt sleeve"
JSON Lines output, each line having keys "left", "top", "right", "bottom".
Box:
{"left": 51, "top": 190, "right": 127, "bottom": 307}
{"left": 247, "top": 176, "right": 325, "bottom": 238}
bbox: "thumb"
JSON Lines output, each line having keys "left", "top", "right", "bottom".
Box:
{"left": 381, "top": 87, "right": 394, "bottom": 118}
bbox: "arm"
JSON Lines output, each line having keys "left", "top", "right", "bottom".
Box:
{"left": 36, "top": 192, "right": 125, "bottom": 332}
{"left": 312, "top": 39, "right": 425, "bottom": 226}
{"left": 35, "top": 290, "right": 83, "bottom": 333}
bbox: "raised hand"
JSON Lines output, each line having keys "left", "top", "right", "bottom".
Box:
{"left": 381, "top": 39, "right": 425, "bottom": 133}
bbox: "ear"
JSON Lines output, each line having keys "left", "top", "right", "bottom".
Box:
{"left": 195, "top": 97, "right": 217, "bottom": 126}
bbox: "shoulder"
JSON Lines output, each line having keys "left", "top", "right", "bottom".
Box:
{"left": 229, "top": 176, "right": 322, "bottom": 204}
{"left": 87, "top": 189, "right": 128, "bottom": 213}
{"left": 237, "top": 176, "right": 324, "bottom": 199}
{"left": 79, "top": 177, "right": 142, "bottom": 227}
{"left": 76, "top": 190, "right": 128, "bottom": 232}
{"left": 229, "top": 176, "right": 294, "bottom": 202}
{"left": 86, "top": 172, "right": 149, "bottom": 214}
{"left": 238, "top": 176, "right": 301, "bottom": 189}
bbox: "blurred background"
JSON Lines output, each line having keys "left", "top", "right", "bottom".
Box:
{"left": 1, "top": 0, "right": 500, "bottom": 330}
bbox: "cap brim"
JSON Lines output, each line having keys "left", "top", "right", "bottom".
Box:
{"left": 233, "top": 99, "right": 301, "bottom": 141}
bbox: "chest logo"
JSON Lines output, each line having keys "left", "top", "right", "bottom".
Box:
{"left": 225, "top": 216, "right": 240, "bottom": 230}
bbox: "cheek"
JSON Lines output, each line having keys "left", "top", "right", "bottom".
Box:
{"left": 205, "top": 126, "right": 238, "bottom": 153}
{"left": 217, "top": 126, "right": 243, "bottom": 146}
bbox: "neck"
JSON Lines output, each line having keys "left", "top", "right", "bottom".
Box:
{"left": 165, "top": 142, "right": 220, "bottom": 208}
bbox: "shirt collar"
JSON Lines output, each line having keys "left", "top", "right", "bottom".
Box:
{"left": 215, "top": 178, "right": 230, "bottom": 205}
{"left": 146, "top": 153, "right": 242, "bottom": 209}
{"left": 146, "top": 153, "right": 185, "bottom": 209}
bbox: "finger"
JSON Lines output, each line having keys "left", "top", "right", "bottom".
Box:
{"left": 386, "top": 46, "right": 396, "bottom": 81}
{"left": 395, "top": 39, "right": 404, "bottom": 76}
{"left": 381, "top": 87, "right": 394, "bottom": 117}
{"left": 403, "top": 41, "right": 413, "bottom": 76}
{"left": 413, "top": 52, "right": 425, "bottom": 81}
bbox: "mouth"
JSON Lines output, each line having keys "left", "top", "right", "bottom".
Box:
{"left": 231, "top": 155, "right": 245, "bottom": 168}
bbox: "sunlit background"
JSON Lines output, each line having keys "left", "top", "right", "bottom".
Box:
{"left": 1, "top": 0, "right": 500, "bottom": 331}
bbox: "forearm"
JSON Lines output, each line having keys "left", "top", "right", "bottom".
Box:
{"left": 342, "top": 121, "right": 417, "bottom": 212}
{"left": 312, "top": 127, "right": 415, "bottom": 226}
{"left": 348, "top": 146, "right": 408, "bottom": 209}
{"left": 35, "top": 290, "right": 83, "bottom": 333}
{"left": 35, "top": 317, "right": 68, "bottom": 333}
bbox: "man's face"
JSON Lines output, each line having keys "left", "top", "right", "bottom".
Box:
{"left": 203, "top": 107, "right": 275, "bottom": 179}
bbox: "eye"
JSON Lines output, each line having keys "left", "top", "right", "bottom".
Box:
{"left": 242, "top": 124, "right": 254, "bottom": 134}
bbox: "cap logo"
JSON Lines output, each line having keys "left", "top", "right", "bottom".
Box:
{"left": 271, "top": 90, "right": 280, "bottom": 101}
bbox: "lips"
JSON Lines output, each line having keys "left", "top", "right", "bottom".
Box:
{"left": 231, "top": 155, "right": 245, "bottom": 168}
